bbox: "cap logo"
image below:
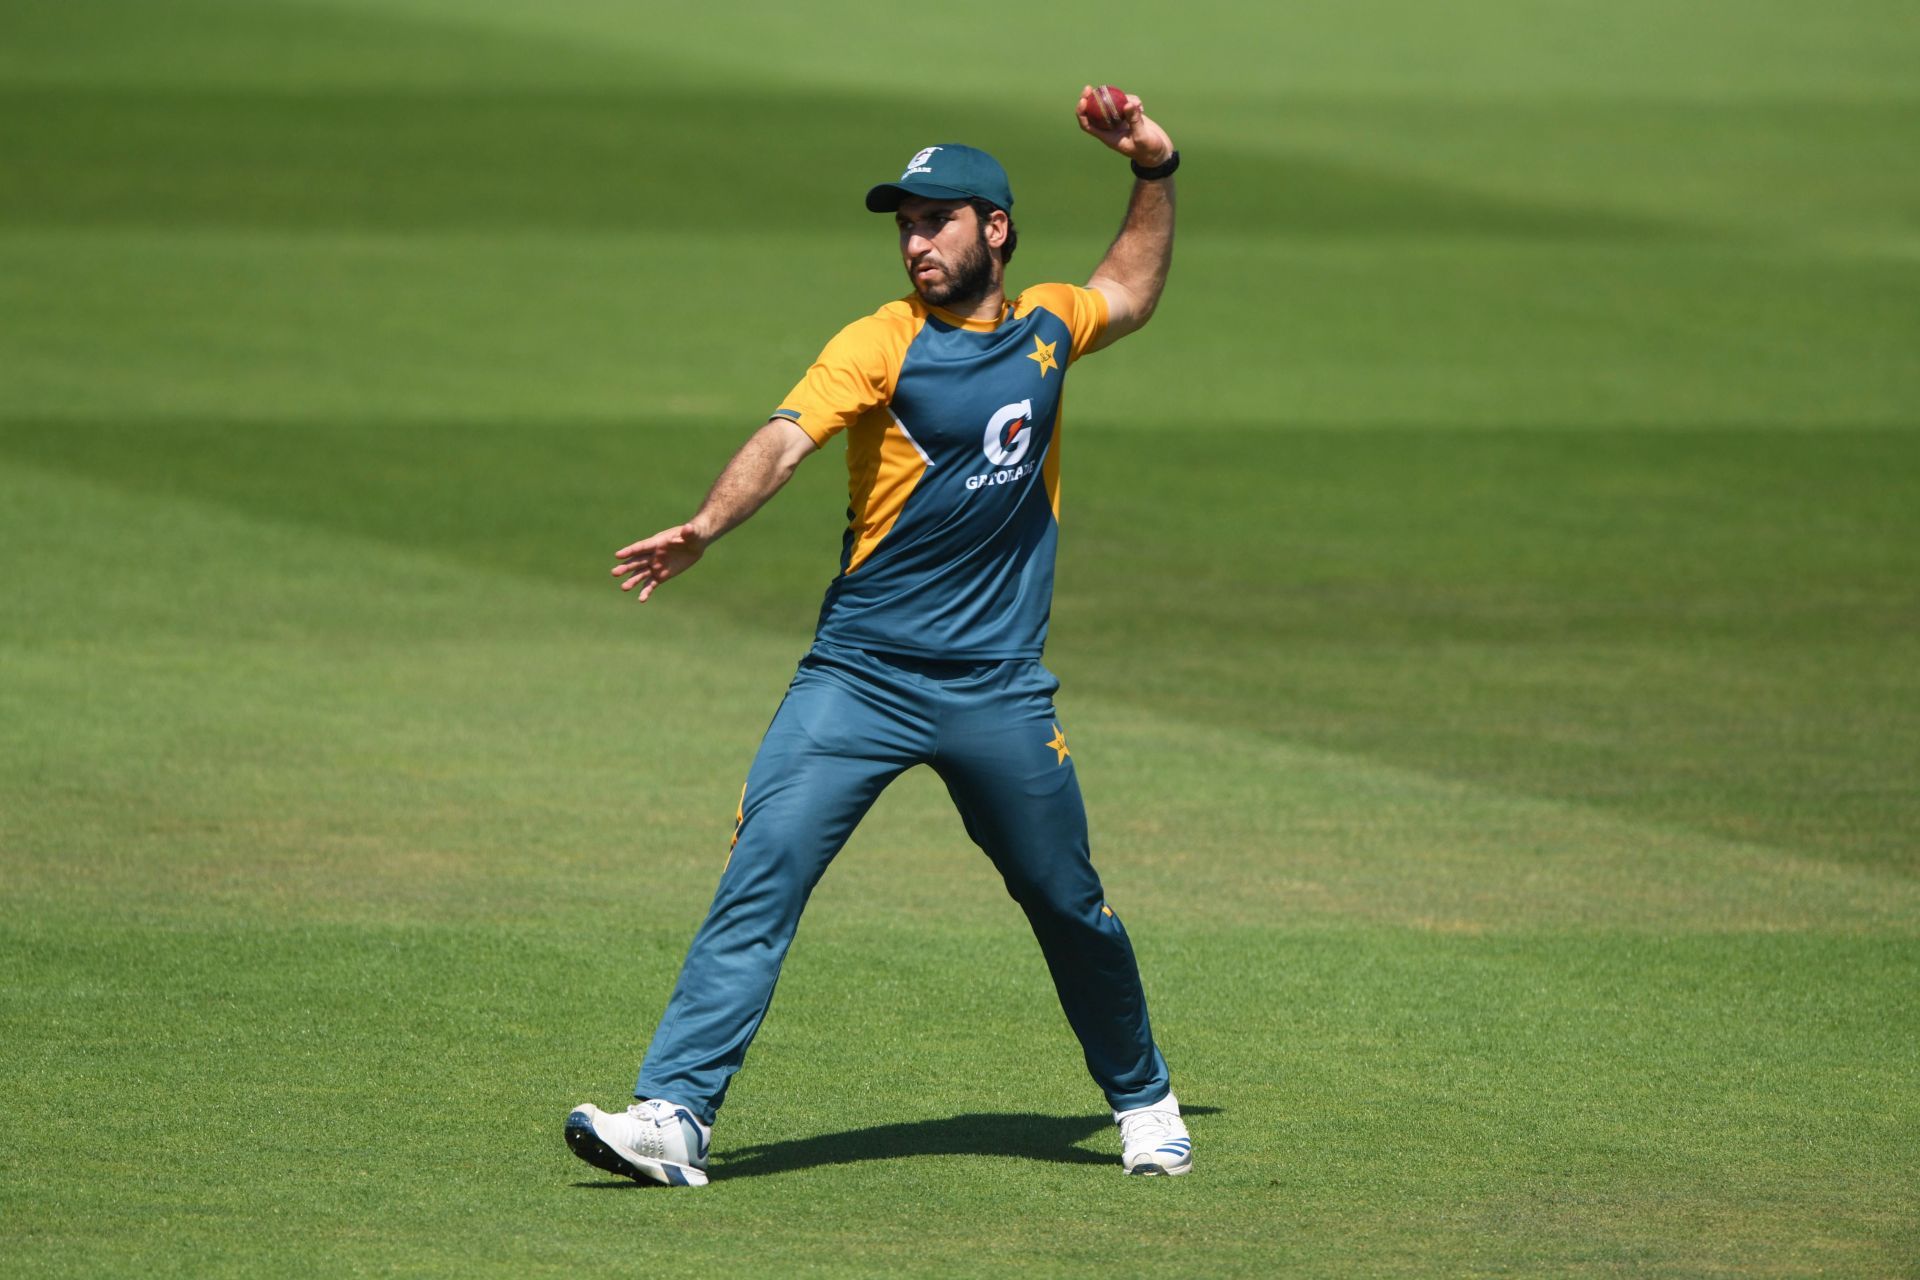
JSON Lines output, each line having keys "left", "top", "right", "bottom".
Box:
{"left": 902, "top": 146, "right": 942, "bottom": 177}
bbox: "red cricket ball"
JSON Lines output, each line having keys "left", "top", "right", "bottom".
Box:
{"left": 1085, "top": 84, "right": 1130, "bottom": 130}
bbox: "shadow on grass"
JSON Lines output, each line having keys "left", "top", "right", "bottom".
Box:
{"left": 572, "top": 1105, "right": 1223, "bottom": 1186}
{"left": 1, "top": 80, "right": 1685, "bottom": 242}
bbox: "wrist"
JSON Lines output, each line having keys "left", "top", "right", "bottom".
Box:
{"left": 1130, "top": 149, "right": 1179, "bottom": 180}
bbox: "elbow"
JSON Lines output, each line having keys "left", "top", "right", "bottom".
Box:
{"left": 1120, "top": 288, "right": 1163, "bottom": 337}
{"left": 778, "top": 436, "right": 820, "bottom": 475}
{"left": 1092, "top": 277, "right": 1161, "bottom": 335}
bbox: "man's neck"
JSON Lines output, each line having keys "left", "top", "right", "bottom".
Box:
{"left": 938, "top": 285, "right": 1006, "bottom": 322}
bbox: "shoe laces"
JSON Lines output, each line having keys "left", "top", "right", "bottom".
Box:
{"left": 1118, "top": 1106, "right": 1185, "bottom": 1150}
{"left": 623, "top": 1103, "right": 675, "bottom": 1160}
{"left": 624, "top": 1101, "right": 710, "bottom": 1163}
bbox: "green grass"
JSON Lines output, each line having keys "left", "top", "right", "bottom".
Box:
{"left": 2, "top": 1, "right": 1917, "bottom": 1275}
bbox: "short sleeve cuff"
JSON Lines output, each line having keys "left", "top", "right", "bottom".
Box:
{"left": 772, "top": 406, "right": 837, "bottom": 446}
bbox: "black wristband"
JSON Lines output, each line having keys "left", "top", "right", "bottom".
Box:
{"left": 1130, "top": 150, "right": 1180, "bottom": 181}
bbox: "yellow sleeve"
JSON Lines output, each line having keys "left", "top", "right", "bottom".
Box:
{"left": 1014, "top": 284, "right": 1110, "bottom": 362}
{"left": 771, "top": 306, "right": 918, "bottom": 446}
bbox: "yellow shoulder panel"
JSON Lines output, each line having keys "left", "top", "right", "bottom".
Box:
{"left": 1013, "top": 283, "right": 1110, "bottom": 362}
{"left": 772, "top": 301, "right": 923, "bottom": 445}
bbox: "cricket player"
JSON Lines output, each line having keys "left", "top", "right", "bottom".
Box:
{"left": 566, "top": 87, "right": 1188, "bottom": 1186}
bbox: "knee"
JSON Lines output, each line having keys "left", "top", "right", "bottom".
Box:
{"left": 1004, "top": 870, "right": 1104, "bottom": 928}
{"left": 714, "top": 833, "right": 826, "bottom": 917}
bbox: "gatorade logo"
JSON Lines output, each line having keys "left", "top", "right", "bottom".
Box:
{"left": 982, "top": 399, "right": 1033, "bottom": 467}
{"left": 903, "top": 146, "right": 942, "bottom": 177}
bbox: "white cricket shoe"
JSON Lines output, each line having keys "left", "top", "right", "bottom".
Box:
{"left": 1115, "top": 1093, "right": 1193, "bottom": 1176}
{"left": 565, "top": 1099, "right": 711, "bottom": 1187}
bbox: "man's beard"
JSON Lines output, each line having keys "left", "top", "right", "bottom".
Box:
{"left": 912, "top": 224, "right": 995, "bottom": 309}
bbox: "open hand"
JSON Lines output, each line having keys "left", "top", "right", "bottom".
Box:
{"left": 1075, "top": 86, "right": 1175, "bottom": 167}
{"left": 611, "top": 522, "right": 707, "bottom": 602}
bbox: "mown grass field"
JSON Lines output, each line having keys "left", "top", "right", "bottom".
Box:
{"left": 2, "top": 1, "right": 1916, "bottom": 1275}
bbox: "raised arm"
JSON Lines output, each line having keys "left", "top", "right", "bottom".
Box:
{"left": 611, "top": 417, "right": 818, "bottom": 602}
{"left": 1076, "top": 87, "right": 1177, "bottom": 352}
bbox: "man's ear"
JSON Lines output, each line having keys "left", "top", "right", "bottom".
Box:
{"left": 983, "top": 208, "right": 1010, "bottom": 249}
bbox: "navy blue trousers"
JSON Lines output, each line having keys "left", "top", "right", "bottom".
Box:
{"left": 635, "top": 642, "right": 1172, "bottom": 1125}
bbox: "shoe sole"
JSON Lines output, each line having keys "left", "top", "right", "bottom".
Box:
{"left": 1127, "top": 1162, "right": 1193, "bottom": 1176}
{"left": 565, "top": 1108, "right": 710, "bottom": 1188}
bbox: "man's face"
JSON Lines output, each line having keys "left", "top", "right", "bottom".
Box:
{"left": 895, "top": 197, "right": 997, "bottom": 309}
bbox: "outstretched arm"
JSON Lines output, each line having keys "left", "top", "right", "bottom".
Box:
{"left": 1077, "top": 87, "right": 1177, "bottom": 352}
{"left": 611, "top": 417, "right": 818, "bottom": 602}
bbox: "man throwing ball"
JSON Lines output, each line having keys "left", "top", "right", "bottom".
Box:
{"left": 566, "top": 87, "right": 1189, "bottom": 1185}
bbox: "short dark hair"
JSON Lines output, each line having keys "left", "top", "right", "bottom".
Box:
{"left": 967, "top": 197, "right": 1017, "bottom": 266}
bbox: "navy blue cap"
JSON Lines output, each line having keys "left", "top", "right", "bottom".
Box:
{"left": 865, "top": 144, "right": 1014, "bottom": 213}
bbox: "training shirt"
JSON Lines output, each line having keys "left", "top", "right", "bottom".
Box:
{"left": 772, "top": 284, "right": 1108, "bottom": 660}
